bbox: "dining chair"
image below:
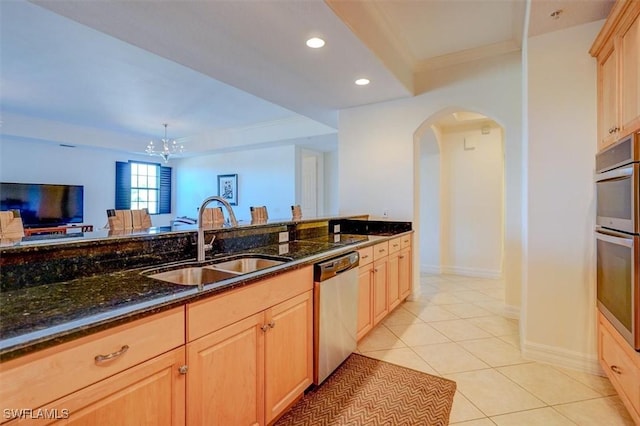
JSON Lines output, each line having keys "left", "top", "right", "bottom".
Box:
{"left": 250, "top": 206, "right": 268, "bottom": 223}
{"left": 0, "top": 210, "right": 25, "bottom": 239}
{"left": 106, "top": 208, "right": 152, "bottom": 230}
{"left": 201, "top": 207, "right": 225, "bottom": 227}
{"left": 291, "top": 205, "right": 302, "bottom": 220}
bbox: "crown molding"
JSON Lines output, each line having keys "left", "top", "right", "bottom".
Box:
{"left": 415, "top": 39, "right": 521, "bottom": 72}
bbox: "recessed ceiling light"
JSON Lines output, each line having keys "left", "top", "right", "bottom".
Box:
{"left": 355, "top": 78, "right": 370, "bottom": 86}
{"left": 306, "top": 37, "right": 325, "bottom": 48}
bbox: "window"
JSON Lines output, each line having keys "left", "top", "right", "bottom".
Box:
{"left": 115, "top": 161, "right": 171, "bottom": 214}
{"left": 131, "top": 162, "right": 158, "bottom": 213}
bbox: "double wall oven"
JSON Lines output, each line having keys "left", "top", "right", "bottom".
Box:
{"left": 595, "top": 132, "right": 640, "bottom": 350}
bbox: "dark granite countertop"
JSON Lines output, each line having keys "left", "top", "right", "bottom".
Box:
{"left": 0, "top": 232, "right": 404, "bottom": 361}
{"left": 0, "top": 213, "right": 372, "bottom": 251}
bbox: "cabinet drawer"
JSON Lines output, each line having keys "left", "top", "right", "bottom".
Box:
{"left": 0, "top": 307, "right": 185, "bottom": 415}
{"left": 13, "top": 348, "right": 186, "bottom": 426}
{"left": 188, "top": 266, "right": 313, "bottom": 341}
{"left": 599, "top": 315, "right": 640, "bottom": 417}
{"left": 388, "top": 237, "right": 402, "bottom": 254}
{"left": 400, "top": 234, "right": 412, "bottom": 249}
{"left": 373, "top": 242, "right": 389, "bottom": 261}
{"left": 358, "top": 246, "right": 373, "bottom": 266}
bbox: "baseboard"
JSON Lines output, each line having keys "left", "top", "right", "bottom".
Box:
{"left": 420, "top": 264, "right": 442, "bottom": 274}
{"left": 521, "top": 340, "right": 602, "bottom": 376}
{"left": 440, "top": 265, "right": 502, "bottom": 279}
{"left": 420, "top": 264, "right": 502, "bottom": 279}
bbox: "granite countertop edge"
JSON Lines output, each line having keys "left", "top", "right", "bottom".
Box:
{"left": 0, "top": 232, "right": 410, "bottom": 362}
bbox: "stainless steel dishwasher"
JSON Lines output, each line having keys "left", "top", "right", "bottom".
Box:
{"left": 313, "top": 251, "right": 360, "bottom": 385}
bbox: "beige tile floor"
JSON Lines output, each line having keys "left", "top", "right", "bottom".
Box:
{"left": 356, "top": 273, "right": 635, "bottom": 425}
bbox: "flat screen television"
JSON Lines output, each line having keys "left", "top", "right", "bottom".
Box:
{"left": 0, "top": 182, "right": 84, "bottom": 228}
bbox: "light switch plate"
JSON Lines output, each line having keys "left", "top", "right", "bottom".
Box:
{"left": 278, "top": 231, "right": 289, "bottom": 243}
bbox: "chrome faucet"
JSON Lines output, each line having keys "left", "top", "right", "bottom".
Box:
{"left": 197, "top": 196, "right": 238, "bottom": 262}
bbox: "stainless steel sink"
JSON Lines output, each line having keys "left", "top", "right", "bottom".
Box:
{"left": 210, "top": 257, "right": 286, "bottom": 274}
{"left": 143, "top": 255, "right": 289, "bottom": 286}
{"left": 146, "top": 266, "right": 239, "bottom": 286}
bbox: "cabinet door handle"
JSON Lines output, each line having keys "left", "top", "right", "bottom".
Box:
{"left": 610, "top": 365, "right": 622, "bottom": 375}
{"left": 268, "top": 320, "right": 276, "bottom": 329}
{"left": 399, "top": 255, "right": 405, "bottom": 259}
{"left": 261, "top": 324, "right": 269, "bottom": 332}
{"left": 178, "top": 365, "right": 189, "bottom": 375}
{"left": 378, "top": 249, "right": 386, "bottom": 253}
{"left": 361, "top": 255, "right": 369, "bottom": 260}
{"left": 95, "top": 345, "right": 129, "bottom": 364}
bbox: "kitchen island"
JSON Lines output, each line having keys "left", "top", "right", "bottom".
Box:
{"left": 0, "top": 216, "right": 412, "bottom": 425}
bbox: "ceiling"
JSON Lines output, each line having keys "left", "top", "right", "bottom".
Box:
{"left": 0, "top": 0, "right": 614, "bottom": 158}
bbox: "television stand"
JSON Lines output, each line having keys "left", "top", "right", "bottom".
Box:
{"left": 24, "top": 225, "right": 93, "bottom": 236}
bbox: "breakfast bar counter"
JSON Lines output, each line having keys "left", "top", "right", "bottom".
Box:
{"left": 0, "top": 216, "right": 410, "bottom": 362}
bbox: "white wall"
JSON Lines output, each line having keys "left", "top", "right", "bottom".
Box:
{"left": 324, "top": 150, "right": 339, "bottom": 216}
{"left": 174, "top": 145, "right": 296, "bottom": 222}
{"left": 419, "top": 128, "right": 441, "bottom": 272}
{"left": 524, "top": 21, "right": 601, "bottom": 372}
{"left": 338, "top": 51, "right": 522, "bottom": 310}
{"left": 0, "top": 137, "right": 174, "bottom": 228}
{"left": 439, "top": 124, "right": 504, "bottom": 277}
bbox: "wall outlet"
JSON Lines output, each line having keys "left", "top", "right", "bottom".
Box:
{"left": 333, "top": 224, "right": 340, "bottom": 233}
{"left": 278, "top": 231, "right": 289, "bottom": 243}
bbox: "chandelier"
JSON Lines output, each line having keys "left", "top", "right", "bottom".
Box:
{"left": 146, "top": 123, "right": 184, "bottom": 163}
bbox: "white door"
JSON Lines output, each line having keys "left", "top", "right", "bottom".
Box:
{"left": 301, "top": 155, "right": 318, "bottom": 218}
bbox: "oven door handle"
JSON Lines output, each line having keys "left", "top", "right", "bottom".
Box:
{"left": 595, "top": 166, "right": 633, "bottom": 183}
{"left": 595, "top": 227, "right": 634, "bottom": 247}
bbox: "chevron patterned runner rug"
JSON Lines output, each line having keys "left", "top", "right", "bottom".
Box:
{"left": 275, "top": 353, "right": 456, "bottom": 426}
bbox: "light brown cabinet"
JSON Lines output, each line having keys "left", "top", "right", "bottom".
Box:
{"left": 0, "top": 307, "right": 185, "bottom": 425}
{"left": 598, "top": 312, "right": 640, "bottom": 424}
{"left": 187, "top": 312, "right": 265, "bottom": 426}
{"left": 591, "top": 1, "right": 640, "bottom": 151}
{"left": 357, "top": 246, "right": 374, "bottom": 340}
{"left": 598, "top": 43, "right": 619, "bottom": 149}
{"left": 264, "top": 292, "right": 313, "bottom": 424}
{"left": 372, "top": 242, "right": 390, "bottom": 326}
{"left": 185, "top": 267, "right": 313, "bottom": 426}
{"left": 399, "top": 235, "right": 413, "bottom": 300}
{"left": 620, "top": 8, "right": 640, "bottom": 136}
{"left": 387, "top": 238, "right": 402, "bottom": 312}
{"left": 356, "top": 235, "right": 413, "bottom": 341}
{"left": 12, "top": 348, "right": 186, "bottom": 426}
{"left": 592, "top": 3, "right": 640, "bottom": 423}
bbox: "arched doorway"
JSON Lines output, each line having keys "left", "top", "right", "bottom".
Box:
{"left": 414, "top": 109, "right": 505, "bottom": 282}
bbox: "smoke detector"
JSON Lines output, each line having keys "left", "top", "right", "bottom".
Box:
{"left": 550, "top": 9, "right": 563, "bottom": 20}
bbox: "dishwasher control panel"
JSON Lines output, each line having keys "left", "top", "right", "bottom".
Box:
{"left": 314, "top": 252, "right": 360, "bottom": 282}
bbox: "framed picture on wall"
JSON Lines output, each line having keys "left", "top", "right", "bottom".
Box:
{"left": 217, "top": 174, "right": 238, "bottom": 205}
